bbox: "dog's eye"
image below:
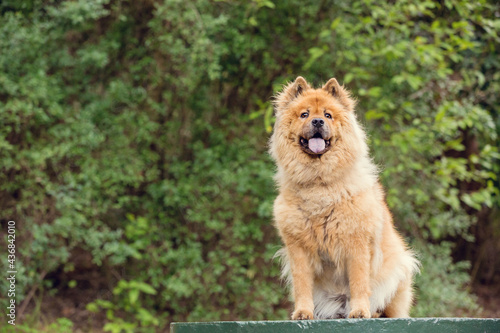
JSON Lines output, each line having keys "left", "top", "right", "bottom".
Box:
{"left": 300, "top": 112, "right": 309, "bottom": 119}
{"left": 325, "top": 113, "right": 332, "bottom": 119}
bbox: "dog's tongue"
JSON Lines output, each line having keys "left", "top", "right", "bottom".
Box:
{"left": 308, "top": 138, "right": 325, "bottom": 153}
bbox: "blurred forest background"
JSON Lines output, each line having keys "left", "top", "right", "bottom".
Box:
{"left": 1, "top": 0, "right": 499, "bottom": 332}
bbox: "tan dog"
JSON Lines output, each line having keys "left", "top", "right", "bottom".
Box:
{"left": 269, "top": 77, "right": 419, "bottom": 319}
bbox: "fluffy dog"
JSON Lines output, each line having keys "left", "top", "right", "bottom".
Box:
{"left": 269, "top": 76, "right": 419, "bottom": 319}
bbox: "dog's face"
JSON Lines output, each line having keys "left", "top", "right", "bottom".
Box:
{"left": 271, "top": 77, "right": 358, "bottom": 161}
{"left": 287, "top": 92, "right": 338, "bottom": 156}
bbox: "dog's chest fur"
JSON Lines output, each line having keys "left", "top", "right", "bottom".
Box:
{"left": 280, "top": 185, "right": 378, "bottom": 270}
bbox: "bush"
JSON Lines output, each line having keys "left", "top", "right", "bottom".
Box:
{"left": 0, "top": 0, "right": 498, "bottom": 330}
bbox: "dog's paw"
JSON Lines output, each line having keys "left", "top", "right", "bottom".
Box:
{"left": 291, "top": 309, "right": 314, "bottom": 320}
{"left": 348, "top": 307, "right": 371, "bottom": 319}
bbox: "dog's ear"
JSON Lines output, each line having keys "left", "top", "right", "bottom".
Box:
{"left": 291, "top": 76, "right": 309, "bottom": 98}
{"left": 322, "top": 78, "right": 356, "bottom": 111}
{"left": 274, "top": 76, "right": 311, "bottom": 113}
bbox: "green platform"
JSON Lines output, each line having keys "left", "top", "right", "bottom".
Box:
{"left": 171, "top": 318, "right": 500, "bottom": 333}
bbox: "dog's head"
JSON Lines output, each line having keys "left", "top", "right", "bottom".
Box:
{"left": 270, "top": 76, "right": 361, "bottom": 162}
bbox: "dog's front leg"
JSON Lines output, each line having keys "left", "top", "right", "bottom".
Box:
{"left": 287, "top": 243, "right": 315, "bottom": 320}
{"left": 347, "top": 243, "right": 372, "bottom": 318}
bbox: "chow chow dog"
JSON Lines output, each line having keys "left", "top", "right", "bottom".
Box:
{"left": 269, "top": 77, "right": 419, "bottom": 319}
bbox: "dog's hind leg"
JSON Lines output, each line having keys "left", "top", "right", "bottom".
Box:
{"left": 383, "top": 279, "right": 413, "bottom": 318}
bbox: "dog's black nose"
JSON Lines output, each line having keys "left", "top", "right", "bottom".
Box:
{"left": 312, "top": 118, "right": 324, "bottom": 128}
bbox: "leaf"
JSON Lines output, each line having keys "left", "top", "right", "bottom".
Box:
{"left": 435, "top": 108, "right": 446, "bottom": 122}
{"left": 129, "top": 289, "right": 139, "bottom": 305}
{"left": 344, "top": 73, "right": 354, "bottom": 84}
{"left": 368, "top": 86, "right": 382, "bottom": 97}
{"left": 330, "top": 17, "right": 341, "bottom": 30}
{"left": 136, "top": 282, "right": 157, "bottom": 295}
{"left": 303, "top": 46, "right": 328, "bottom": 70}
{"left": 365, "top": 110, "right": 386, "bottom": 120}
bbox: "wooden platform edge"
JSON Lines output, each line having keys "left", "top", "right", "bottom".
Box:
{"left": 171, "top": 318, "right": 500, "bottom": 333}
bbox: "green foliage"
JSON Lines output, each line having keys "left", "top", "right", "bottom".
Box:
{"left": 87, "top": 280, "right": 160, "bottom": 333}
{"left": 413, "top": 242, "right": 480, "bottom": 317}
{"left": 0, "top": 0, "right": 498, "bottom": 331}
{"left": 2, "top": 317, "right": 74, "bottom": 333}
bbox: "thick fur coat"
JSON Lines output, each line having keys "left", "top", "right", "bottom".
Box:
{"left": 269, "top": 77, "right": 419, "bottom": 319}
